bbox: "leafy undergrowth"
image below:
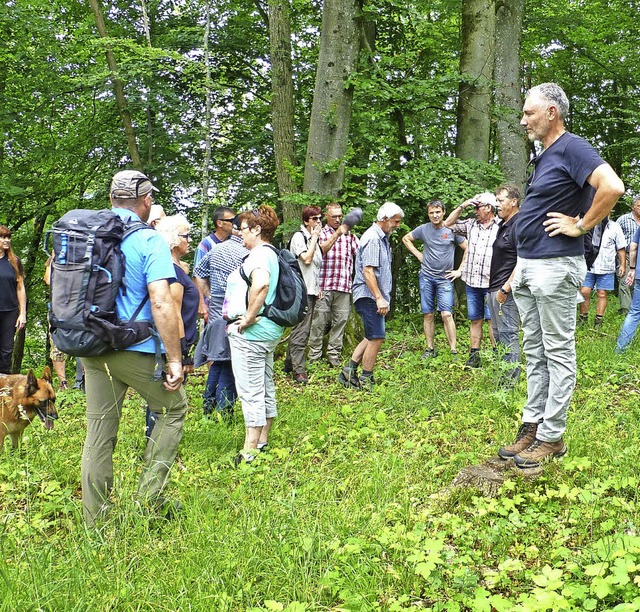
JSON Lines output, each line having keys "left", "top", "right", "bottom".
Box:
{"left": 1, "top": 310, "right": 640, "bottom": 611}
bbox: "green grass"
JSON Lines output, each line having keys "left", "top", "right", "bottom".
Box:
{"left": 2, "top": 305, "right": 640, "bottom": 611}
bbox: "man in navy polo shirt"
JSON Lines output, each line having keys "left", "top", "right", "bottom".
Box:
{"left": 498, "top": 83, "right": 624, "bottom": 468}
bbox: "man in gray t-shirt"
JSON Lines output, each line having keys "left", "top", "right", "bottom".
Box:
{"left": 403, "top": 200, "right": 467, "bottom": 358}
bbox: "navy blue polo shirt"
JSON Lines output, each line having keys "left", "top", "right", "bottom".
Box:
{"left": 516, "top": 132, "right": 605, "bottom": 259}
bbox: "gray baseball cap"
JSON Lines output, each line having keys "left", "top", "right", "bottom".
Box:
{"left": 110, "top": 170, "right": 159, "bottom": 199}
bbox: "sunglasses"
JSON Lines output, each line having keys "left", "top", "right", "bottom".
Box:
{"left": 178, "top": 233, "right": 192, "bottom": 241}
{"left": 309, "top": 216, "right": 322, "bottom": 221}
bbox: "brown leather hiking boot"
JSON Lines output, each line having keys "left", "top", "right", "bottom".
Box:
{"left": 498, "top": 422, "right": 539, "bottom": 459}
{"left": 513, "top": 438, "right": 567, "bottom": 469}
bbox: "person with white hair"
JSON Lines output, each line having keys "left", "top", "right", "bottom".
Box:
{"left": 337, "top": 202, "right": 404, "bottom": 391}
{"left": 498, "top": 82, "right": 624, "bottom": 468}
{"left": 444, "top": 191, "right": 500, "bottom": 368}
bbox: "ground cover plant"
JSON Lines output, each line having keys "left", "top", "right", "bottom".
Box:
{"left": 1, "top": 305, "right": 640, "bottom": 611}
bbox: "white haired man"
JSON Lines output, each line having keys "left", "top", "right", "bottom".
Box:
{"left": 498, "top": 83, "right": 624, "bottom": 468}
{"left": 338, "top": 202, "right": 404, "bottom": 390}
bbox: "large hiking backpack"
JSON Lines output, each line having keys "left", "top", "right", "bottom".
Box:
{"left": 240, "top": 244, "right": 308, "bottom": 327}
{"left": 45, "top": 209, "right": 154, "bottom": 357}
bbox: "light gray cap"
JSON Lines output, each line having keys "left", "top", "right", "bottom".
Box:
{"left": 110, "top": 170, "right": 159, "bottom": 199}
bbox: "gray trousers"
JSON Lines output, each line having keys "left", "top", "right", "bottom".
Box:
{"left": 285, "top": 294, "right": 317, "bottom": 374}
{"left": 488, "top": 290, "right": 521, "bottom": 372}
{"left": 82, "top": 351, "right": 187, "bottom": 526}
{"left": 619, "top": 254, "right": 633, "bottom": 311}
{"left": 512, "top": 255, "right": 586, "bottom": 442}
{"left": 307, "top": 290, "right": 351, "bottom": 362}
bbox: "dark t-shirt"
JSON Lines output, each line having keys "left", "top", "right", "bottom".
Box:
{"left": 515, "top": 132, "right": 605, "bottom": 259}
{"left": 0, "top": 256, "right": 23, "bottom": 312}
{"left": 489, "top": 215, "right": 519, "bottom": 292}
{"left": 174, "top": 263, "right": 200, "bottom": 348}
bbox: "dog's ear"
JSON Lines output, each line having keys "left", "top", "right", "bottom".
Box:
{"left": 41, "top": 365, "right": 52, "bottom": 384}
{"left": 26, "top": 370, "right": 39, "bottom": 396}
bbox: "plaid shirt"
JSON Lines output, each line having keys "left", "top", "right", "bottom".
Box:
{"left": 616, "top": 213, "right": 640, "bottom": 251}
{"left": 318, "top": 225, "right": 359, "bottom": 293}
{"left": 452, "top": 217, "right": 500, "bottom": 289}
{"left": 194, "top": 236, "right": 248, "bottom": 296}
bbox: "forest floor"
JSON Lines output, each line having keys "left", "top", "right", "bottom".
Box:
{"left": 1, "top": 305, "right": 640, "bottom": 611}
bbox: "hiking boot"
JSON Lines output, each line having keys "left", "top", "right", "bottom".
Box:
{"left": 593, "top": 316, "right": 603, "bottom": 329}
{"left": 577, "top": 314, "right": 588, "bottom": 328}
{"left": 421, "top": 348, "right": 437, "bottom": 360}
{"left": 358, "top": 374, "right": 376, "bottom": 392}
{"left": 465, "top": 350, "right": 481, "bottom": 368}
{"left": 283, "top": 360, "right": 293, "bottom": 374}
{"left": 513, "top": 438, "right": 567, "bottom": 469}
{"left": 327, "top": 357, "right": 342, "bottom": 367}
{"left": 59, "top": 380, "right": 69, "bottom": 391}
{"left": 294, "top": 372, "right": 309, "bottom": 385}
{"left": 498, "top": 422, "right": 539, "bottom": 459}
{"left": 337, "top": 366, "right": 360, "bottom": 389}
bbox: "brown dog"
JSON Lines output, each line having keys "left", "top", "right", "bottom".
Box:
{"left": 0, "top": 366, "right": 58, "bottom": 450}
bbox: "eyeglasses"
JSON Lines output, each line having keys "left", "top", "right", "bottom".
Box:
{"left": 178, "top": 233, "right": 192, "bottom": 241}
{"left": 329, "top": 214, "right": 343, "bottom": 220}
{"left": 310, "top": 216, "right": 322, "bottom": 221}
{"left": 219, "top": 218, "right": 235, "bottom": 224}
{"left": 239, "top": 225, "right": 251, "bottom": 231}
{"left": 0, "top": 235, "right": 11, "bottom": 240}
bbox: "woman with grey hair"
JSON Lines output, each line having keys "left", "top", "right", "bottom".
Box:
{"left": 145, "top": 215, "right": 199, "bottom": 435}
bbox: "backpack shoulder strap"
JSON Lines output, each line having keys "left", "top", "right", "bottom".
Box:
{"left": 122, "top": 220, "right": 150, "bottom": 240}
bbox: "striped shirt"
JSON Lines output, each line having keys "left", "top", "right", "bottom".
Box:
{"left": 451, "top": 217, "right": 500, "bottom": 289}
{"left": 193, "top": 233, "right": 224, "bottom": 268}
{"left": 352, "top": 223, "right": 393, "bottom": 303}
{"left": 616, "top": 213, "right": 640, "bottom": 251}
{"left": 318, "top": 225, "right": 359, "bottom": 293}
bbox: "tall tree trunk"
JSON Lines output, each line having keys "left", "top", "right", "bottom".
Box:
{"left": 456, "top": 0, "right": 495, "bottom": 162}
{"left": 88, "top": 0, "right": 143, "bottom": 170}
{"left": 140, "top": 0, "right": 154, "bottom": 168}
{"left": 494, "top": 0, "right": 527, "bottom": 185}
{"left": 303, "top": 0, "right": 362, "bottom": 197}
{"left": 269, "top": 0, "right": 300, "bottom": 224}
{"left": 201, "top": 6, "right": 213, "bottom": 239}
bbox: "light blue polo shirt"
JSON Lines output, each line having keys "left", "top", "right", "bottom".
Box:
{"left": 112, "top": 207, "right": 176, "bottom": 353}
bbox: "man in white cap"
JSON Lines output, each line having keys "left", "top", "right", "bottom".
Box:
{"left": 80, "top": 170, "right": 187, "bottom": 526}
{"left": 444, "top": 192, "right": 500, "bottom": 367}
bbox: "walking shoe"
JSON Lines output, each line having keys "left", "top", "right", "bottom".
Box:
{"left": 513, "top": 438, "right": 567, "bottom": 469}
{"left": 358, "top": 374, "right": 376, "bottom": 392}
{"left": 294, "top": 372, "right": 309, "bottom": 384}
{"left": 327, "top": 357, "right": 342, "bottom": 367}
{"left": 337, "top": 366, "right": 360, "bottom": 389}
{"left": 498, "top": 422, "right": 539, "bottom": 459}
{"left": 59, "top": 380, "right": 69, "bottom": 391}
{"left": 421, "top": 348, "right": 437, "bottom": 360}
{"left": 577, "top": 314, "right": 588, "bottom": 328}
{"left": 465, "top": 350, "right": 481, "bottom": 368}
{"left": 593, "top": 316, "right": 603, "bottom": 329}
{"left": 283, "top": 361, "right": 293, "bottom": 374}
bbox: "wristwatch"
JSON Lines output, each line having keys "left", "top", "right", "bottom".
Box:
{"left": 576, "top": 219, "right": 588, "bottom": 235}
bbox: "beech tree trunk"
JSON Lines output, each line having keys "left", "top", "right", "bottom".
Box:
{"left": 456, "top": 0, "right": 495, "bottom": 162}
{"left": 494, "top": 0, "right": 527, "bottom": 185}
{"left": 269, "top": 0, "right": 300, "bottom": 223}
{"left": 88, "top": 0, "right": 143, "bottom": 170}
{"left": 303, "top": 0, "right": 362, "bottom": 197}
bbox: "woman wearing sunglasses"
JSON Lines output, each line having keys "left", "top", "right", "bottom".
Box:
{"left": 284, "top": 206, "right": 323, "bottom": 384}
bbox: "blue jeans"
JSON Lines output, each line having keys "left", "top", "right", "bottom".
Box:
{"left": 616, "top": 278, "right": 640, "bottom": 352}
{"left": 466, "top": 286, "right": 491, "bottom": 321}
{"left": 203, "top": 361, "right": 237, "bottom": 414}
{"left": 513, "top": 256, "right": 586, "bottom": 442}
{"left": 419, "top": 274, "right": 454, "bottom": 313}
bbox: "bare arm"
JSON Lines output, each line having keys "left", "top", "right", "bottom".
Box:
{"left": 148, "top": 279, "right": 183, "bottom": 391}
{"left": 444, "top": 199, "right": 474, "bottom": 229}
{"left": 544, "top": 163, "right": 625, "bottom": 237}
{"left": 320, "top": 224, "right": 348, "bottom": 254}
{"left": 445, "top": 240, "right": 468, "bottom": 281}
{"left": 16, "top": 275, "right": 26, "bottom": 329}
{"left": 299, "top": 225, "right": 322, "bottom": 265}
{"left": 194, "top": 276, "right": 210, "bottom": 300}
{"left": 237, "top": 268, "right": 270, "bottom": 332}
{"left": 363, "top": 266, "right": 388, "bottom": 316}
{"left": 626, "top": 241, "right": 638, "bottom": 286}
{"left": 618, "top": 248, "right": 627, "bottom": 278}
{"left": 169, "top": 281, "right": 186, "bottom": 340}
{"left": 402, "top": 232, "right": 423, "bottom": 263}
